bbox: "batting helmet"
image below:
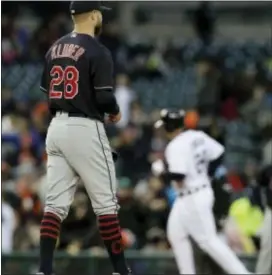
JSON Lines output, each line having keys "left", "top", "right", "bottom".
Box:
{"left": 154, "top": 109, "right": 186, "bottom": 132}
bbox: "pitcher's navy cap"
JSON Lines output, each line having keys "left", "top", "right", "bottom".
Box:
{"left": 70, "top": 1, "right": 111, "bottom": 15}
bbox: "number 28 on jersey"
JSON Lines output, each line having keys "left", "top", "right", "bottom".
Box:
{"left": 49, "top": 65, "right": 79, "bottom": 99}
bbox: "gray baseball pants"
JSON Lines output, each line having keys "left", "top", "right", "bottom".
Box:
{"left": 44, "top": 112, "right": 119, "bottom": 221}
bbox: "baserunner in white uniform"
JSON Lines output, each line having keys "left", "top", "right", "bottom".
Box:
{"left": 153, "top": 109, "right": 251, "bottom": 274}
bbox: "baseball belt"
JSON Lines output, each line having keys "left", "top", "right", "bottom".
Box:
{"left": 178, "top": 184, "right": 208, "bottom": 197}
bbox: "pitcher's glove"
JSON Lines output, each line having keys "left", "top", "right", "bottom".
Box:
{"left": 111, "top": 149, "right": 118, "bottom": 163}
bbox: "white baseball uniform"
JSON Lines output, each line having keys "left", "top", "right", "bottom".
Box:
{"left": 165, "top": 130, "right": 251, "bottom": 274}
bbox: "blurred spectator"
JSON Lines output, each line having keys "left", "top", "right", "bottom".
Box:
{"left": 193, "top": 2, "right": 216, "bottom": 45}
{"left": 118, "top": 178, "right": 148, "bottom": 248}
{"left": 2, "top": 200, "right": 16, "bottom": 253}
{"left": 240, "top": 84, "right": 272, "bottom": 130}
{"left": 31, "top": 13, "right": 70, "bottom": 58}
{"left": 145, "top": 176, "right": 170, "bottom": 230}
{"left": 225, "top": 196, "right": 264, "bottom": 255}
{"left": 99, "top": 23, "right": 122, "bottom": 65}
{"left": 255, "top": 164, "right": 272, "bottom": 274}
{"left": 223, "top": 216, "right": 256, "bottom": 255}
{"left": 196, "top": 56, "right": 221, "bottom": 115}
{"left": 115, "top": 123, "right": 151, "bottom": 183}
{"left": 115, "top": 74, "right": 136, "bottom": 128}
{"left": 130, "top": 101, "right": 149, "bottom": 126}
{"left": 31, "top": 101, "right": 50, "bottom": 140}
{"left": 2, "top": 15, "right": 23, "bottom": 64}
{"left": 146, "top": 42, "right": 169, "bottom": 77}
{"left": 263, "top": 139, "right": 272, "bottom": 166}
{"left": 142, "top": 227, "right": 169, "bottom": 252}
{"left": 2, "top": 88, "right": 16, "bottom": 117}
{"left": 220, "top": 97, "right": 239, "bottom": 121}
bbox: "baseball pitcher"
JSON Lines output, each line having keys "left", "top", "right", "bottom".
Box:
{"left": 38, "top": 2, "right": 132, "bottom": 275}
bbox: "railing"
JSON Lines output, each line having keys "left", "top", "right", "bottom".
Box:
{"left": 2, "top": 251, "right": 257, "bottom": 275}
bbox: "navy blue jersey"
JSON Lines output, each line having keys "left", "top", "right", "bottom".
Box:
{"left": 40, "top": 33, "right": 114, "bottom": 121}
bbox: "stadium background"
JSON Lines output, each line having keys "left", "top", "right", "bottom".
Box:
{"left": 2, "top": 1, "right": 272, "bottom": 274}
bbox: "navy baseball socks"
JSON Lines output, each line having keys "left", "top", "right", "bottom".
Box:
{"left": 38, "top": 212, "right": 131, "bottom": 275}
{"left": 98, "top": 214, "right": 132, "bottom": 275}
{"left": 38, "top": 212, "right": 61, "bottom": 275}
